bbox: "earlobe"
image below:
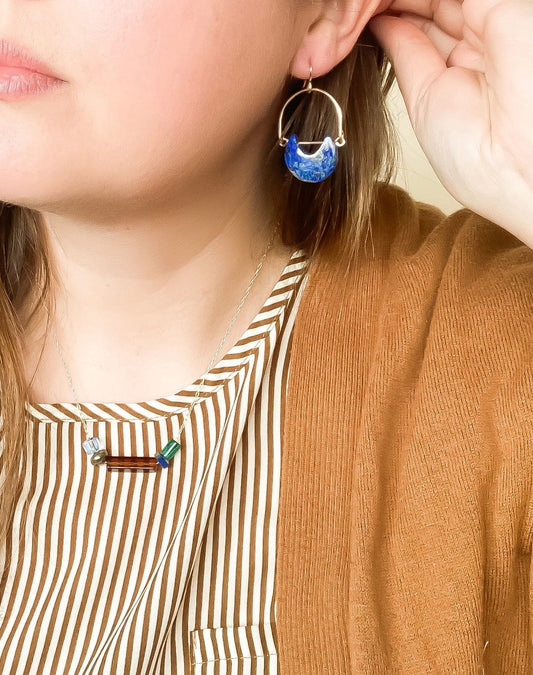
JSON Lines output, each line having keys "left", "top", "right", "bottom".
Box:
{"left": 289, "top": 18, "right": 339, "bottom": 80}
{"left": 289, "top": 0, "right": 388, "bottom": 79}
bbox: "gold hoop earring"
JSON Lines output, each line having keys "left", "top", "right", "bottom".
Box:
{"left": 277, "top": 65, "right": 346, "bottom": 183}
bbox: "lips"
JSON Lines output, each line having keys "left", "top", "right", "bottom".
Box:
{"left": 0, "top": 38, "right": 63, "bottom": 80}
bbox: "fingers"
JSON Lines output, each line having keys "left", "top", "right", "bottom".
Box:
{"left": 446, "top": 41, "right": 485, "bottom": 70}
{"left": 375, "top": 11, "right": 485, "bottom": 72}
{"left": 368, "top": 14, "right": 447, "bottom": 121}
{"left": 382, "top": 0, "right": 465, "bottom": 38}
{"left": 398, "top": 13, "right": 459, "bottom": 61}
{"left": 461, "top": 0, "right": 514, "bottom": 40}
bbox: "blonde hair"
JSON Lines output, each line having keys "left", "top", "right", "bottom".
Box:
{"left": 0, "top": 24, "right": 398, "bottom": 551}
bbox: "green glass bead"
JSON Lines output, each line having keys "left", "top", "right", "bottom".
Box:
{"left": 160, "top": 439, "right": 181, "bottom": 461}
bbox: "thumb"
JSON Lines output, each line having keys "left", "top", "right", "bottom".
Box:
{"left": 367, "top": 14, "right": 446, "bottom": 121}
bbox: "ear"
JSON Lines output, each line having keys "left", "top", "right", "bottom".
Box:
{"left": 290, "top": 0, "right": 391, "bottom": 79}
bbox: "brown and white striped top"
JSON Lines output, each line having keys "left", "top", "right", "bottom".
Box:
{"left": 0, "top": 248, "right": 309, "bottom": 674}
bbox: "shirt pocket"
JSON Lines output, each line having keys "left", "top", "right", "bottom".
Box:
{"left": 189, "top": 622, "right": 277, "bottom": 672}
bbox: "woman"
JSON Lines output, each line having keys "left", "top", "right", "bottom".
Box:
{"left": 0, "top": 0, "right": 531, "bottom": 672}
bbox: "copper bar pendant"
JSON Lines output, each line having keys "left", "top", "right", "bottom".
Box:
{"left": 106, "top": 455, "right": 158, "bottom": 473}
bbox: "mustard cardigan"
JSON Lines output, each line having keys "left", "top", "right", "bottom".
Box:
{"left": 275, "top": 183, "right": 532, "bottom": 673}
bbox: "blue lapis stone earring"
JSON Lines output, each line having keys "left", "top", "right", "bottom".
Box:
{"left": 278, "top": 65, "right": 346, "bottom": 183}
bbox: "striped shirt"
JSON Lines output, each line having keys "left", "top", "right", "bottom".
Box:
{"left": 0, "top": 248, "right": 309, "bottom": 674}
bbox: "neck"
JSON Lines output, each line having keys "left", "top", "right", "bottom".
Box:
{"left": 44, "top": 172, "right": 277, "bottom": 312}
{"left": 22, "top": 170, "right": 294, "bottom": 404}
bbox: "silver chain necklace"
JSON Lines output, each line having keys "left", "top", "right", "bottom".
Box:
{"left": 43, "top": 224, "right": 280, "bottom": 473}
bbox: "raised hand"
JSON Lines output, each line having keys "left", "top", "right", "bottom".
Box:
{"left": 368, "top": 0, "right": 533, "bottom": 248}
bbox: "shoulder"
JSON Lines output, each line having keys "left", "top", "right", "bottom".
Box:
{"left": 370, "top": 181, "right": 533, "bottom": 266}
{"left": 315, "top": 182, "right": 533, "bottom": 329}
{"left": 345, "top": 183, "right": 533, "bottom": 553}
{"left": 371, "top": 183, "right": 533, "bottom": 551}
{"left": 366, "top": 182, "right": 533, "bottom": 327}
{"left": 352, "top": 183, "right": 532, "bottom": 389}
{"left": 311, "top": 182, "right": 533, "bottom": 337}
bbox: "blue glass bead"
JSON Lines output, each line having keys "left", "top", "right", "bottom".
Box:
{"left": 160, "top": 439, "right": 181, "bottom": 461}
{"left": 284, "top": 133, "right": 338, "bottom": 183}
{"left": 82, "top": 436, "right": 102, "bottom": 455}
{"left": 155, "top": 453, "right": 169, "bottom": 468}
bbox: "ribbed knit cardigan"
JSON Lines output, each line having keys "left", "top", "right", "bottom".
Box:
{"left": 275, "top": 182, "right": 533, "bottom": 673}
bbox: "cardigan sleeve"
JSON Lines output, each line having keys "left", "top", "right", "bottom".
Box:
{"left": 371, "top": 183, "right": 533, "bottom": 562}
{"left": 276, "top": 181, "right": 533, "bottom": 672}
{"left": 372, "top": 183, "right": 533, "bottom": 669}
{"left": 411, "top": 198, "right": 533, "bottom": 665}
{"left": 413, "top": 201, "right": 533, "bottom": 554}
{"left": 407, "top": 197, "right": 533, "bottom": 527}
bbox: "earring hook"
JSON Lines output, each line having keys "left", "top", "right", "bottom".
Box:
{"left": 305, "top": 65, "right": 313, "bottom": 90}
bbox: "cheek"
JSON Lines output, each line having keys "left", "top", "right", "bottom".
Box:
{"left": 72, "top": 0, "right": 292, "bottom": 190}
{"left": 0, "top": 0, "right": 295, "bottom": 210}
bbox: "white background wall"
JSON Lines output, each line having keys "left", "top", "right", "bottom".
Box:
{"left": 387, "top": 80, "right": 463, "bottom": 215}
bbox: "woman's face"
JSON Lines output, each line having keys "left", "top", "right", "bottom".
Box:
{"left": 0, "top": 0, "right": 306, "bottom": 217}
